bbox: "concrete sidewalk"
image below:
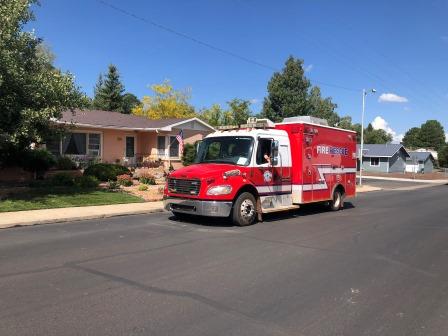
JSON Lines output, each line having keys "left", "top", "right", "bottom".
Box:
{"left": 360, "top": 175, "right": 448, "bottom": 184}
{"left": 0, "top": 202, "right": 164, "bottom": 229}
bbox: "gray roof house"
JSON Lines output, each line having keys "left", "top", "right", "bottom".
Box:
{"left": 406, "top": 151, "right": 435, "bottom": 173}
{"left": 357, "top": 144, "right": 410, "bottom": 173}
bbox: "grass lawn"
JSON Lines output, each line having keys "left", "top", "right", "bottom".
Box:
{"left": 0, "top": 187, "right": 144, "bottom": 212}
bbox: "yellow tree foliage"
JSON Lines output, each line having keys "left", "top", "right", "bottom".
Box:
{"left": 132, "top": 80, "right": 196, "bottom": 119}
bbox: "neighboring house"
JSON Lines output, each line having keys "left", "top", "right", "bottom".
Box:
{"left": 46, "top": 109, "right": 215, "bottom": 169}
{"left": 357, "top": 144, "right": 410, "bottom": 173}
{"left": 412, "top": 148, "right": 438, "bottom": 161}
{"left": 405, "top": 151, "right": 435, "bottom": 173}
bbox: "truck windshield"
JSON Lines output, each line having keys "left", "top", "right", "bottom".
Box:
{"left": 195, "top": 136, "right": 254, "bottom": 166}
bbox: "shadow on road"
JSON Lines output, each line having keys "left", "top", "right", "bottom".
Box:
{"left": 168, "top": 201, "right": 355, "bottom": 227}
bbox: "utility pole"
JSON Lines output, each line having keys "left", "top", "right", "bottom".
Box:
{"left": 359, "top": 88, "right": 376, "bottom": 186}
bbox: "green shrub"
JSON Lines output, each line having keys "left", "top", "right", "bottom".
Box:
{"left": 29, "top": 179, "right": 50, "bottom": 188}
{"left": 107, "top": 180, "right": 120, "bottom": 190}
{"left": 21, "top": 149, "right": 56, "bottom": 179}
{"left": 50, "top": 172, "right": 75, "bottom": 186}
{"left": 138, "top": 184, "right": 148, "bottom": 191}
{"left": 56, "top": 156, "right": 77, "bottom": 170}
{"left": 117, "top": 174, "right": 133, "bottom": 187}
{"left": 84, "top": 163, "right": 130, "bottom": 181}
{"left": 74, "top": 175, "right": 99, "bottom": 188}
{"left": 182, "top": 143, "right": 197, "bottom": 166}
{"left": 139, "top": 172, "right": 156, "bottom": 185}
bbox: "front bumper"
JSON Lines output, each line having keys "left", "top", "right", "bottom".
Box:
{"left": 164, "top": 197, "right": 232, "bottom": 217}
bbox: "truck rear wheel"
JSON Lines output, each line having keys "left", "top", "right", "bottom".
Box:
{"left": 329, "top": 190, "right": 343, "bottom": 211}
{"left": 232, "top": 192, "right": 257, "bottom": 226}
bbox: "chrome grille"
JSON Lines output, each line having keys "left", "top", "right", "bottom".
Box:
{"left": 168, "top": 178, "right": 201, "bottom": 195}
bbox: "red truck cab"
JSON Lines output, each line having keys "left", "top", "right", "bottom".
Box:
{"left": 164, "top": 116, "right": 357, "bottom": 226}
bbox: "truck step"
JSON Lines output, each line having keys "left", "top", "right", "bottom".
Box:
{"left": 262, "top": 205, "right": 300, "bottom": 213}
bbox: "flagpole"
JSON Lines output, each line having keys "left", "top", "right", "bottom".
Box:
{"left": 167, "top": 130, "right": 184, "bottom": 171}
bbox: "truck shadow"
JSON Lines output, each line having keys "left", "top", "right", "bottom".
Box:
{"left": 168, "top": 202, "right": 355, "bottom": 227}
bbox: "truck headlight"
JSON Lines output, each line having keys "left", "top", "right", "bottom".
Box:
{"left": 206, "top": 185, "right": 232, "bottom": 195}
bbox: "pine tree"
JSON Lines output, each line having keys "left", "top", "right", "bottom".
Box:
{"left": 93, "top": 65, "right": 125, "bottom": 112}
{"left": 92, "top": 74, "right": 105, "bottom": 109}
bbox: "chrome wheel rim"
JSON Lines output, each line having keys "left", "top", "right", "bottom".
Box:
{"left": 240, "top": 199, "right": 255, "bottom": 221}
{"left": 334, "top": 193, "right": 341, "bottom": 208}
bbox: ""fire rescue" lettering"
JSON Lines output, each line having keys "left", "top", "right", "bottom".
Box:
{"left": 316, "top": 145, "right": 348, "bottom": 156}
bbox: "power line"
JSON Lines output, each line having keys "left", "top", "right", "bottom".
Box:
{"left": 96, "top": 0, "right": 360, "bottom": 93}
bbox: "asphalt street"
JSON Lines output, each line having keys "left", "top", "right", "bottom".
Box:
{"left": 1, "top": 185, "right": 448, "bottom": 336}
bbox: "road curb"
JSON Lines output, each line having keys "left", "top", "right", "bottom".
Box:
{"left": 359, "top": 175, "right": 448, "bottom": 184}
{"left": 0, "top": 204, "right": 165, "bottom": 230}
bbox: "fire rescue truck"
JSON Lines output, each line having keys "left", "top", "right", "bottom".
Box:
{"left": 164, "top": 116, "right": 357, "bottom": 226}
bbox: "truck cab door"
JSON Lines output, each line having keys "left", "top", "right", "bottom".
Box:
{"left": 252, "top": 137, "right": 292, "bottom": 210}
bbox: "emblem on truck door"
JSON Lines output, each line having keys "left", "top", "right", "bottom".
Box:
{"left": 263, "top": 170, "right": 273, "bottom": 182}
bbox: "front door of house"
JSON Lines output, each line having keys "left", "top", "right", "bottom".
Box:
{"left": 125, "top": 136, "right": 135, "bottom": 158}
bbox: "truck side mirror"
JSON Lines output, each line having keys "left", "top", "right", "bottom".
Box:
{"left": 271, "top": 140, "right": 279, "bottom": 166}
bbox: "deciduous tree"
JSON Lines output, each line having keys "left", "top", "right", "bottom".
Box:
{"left": 364, "top": 124, "right": 393, "bottom": 144}
{"left": 308, "top": 87, "right": 339, "bottom": 126}
{"left": 402, "top": 127, "right": 422, "bottom": 149}
{"left": 261, "top": 56, "right": 311, "bottom": 122}
{"left": 0, "top": 0, "right": 85, "bottom": 165}
{"left": 438, "top": 145, "right": 448, "bottom": 168}
{"left": 199, "top": 104, "right": 225, "bottom": 127}
{"left": 121, "top": 93, "right": 140, "bottom": 114}
{"left": 228, "top": 98, "right": 251, "bottom": 126}
{"left": 419, "top": 120, "right": 445, "bottom": 151}
{"left": 132, "top": 80, "right": 195, "bottom": 119}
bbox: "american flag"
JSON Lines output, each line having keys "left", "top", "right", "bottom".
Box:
{"left": 176, "top": 130, "right": 184, "bottom": 155}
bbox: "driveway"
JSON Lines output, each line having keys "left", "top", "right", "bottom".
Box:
{"left": 1, "top": 185, "right": 447, "bottom": 335}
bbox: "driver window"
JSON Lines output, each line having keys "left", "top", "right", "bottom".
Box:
{"left": 256, "top": 138, "right": 273, "bottom": 165}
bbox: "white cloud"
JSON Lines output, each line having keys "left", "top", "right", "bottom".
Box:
{"left": 378, "top": 93, "right": 408, "bottom": 103}
{"left": 249, "top": 98, "right": 260, "bottom": 104}
{"left": 446, "top": 133, "right": 448, "bottom": 142}
{"left": 371, "top": 116, "right": 403, "bottom": 142}
{"left": 304, "top": 64, "right": 313, "bottom": 72}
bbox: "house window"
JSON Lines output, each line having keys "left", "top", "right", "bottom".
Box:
{"left": 125, "top": 136, "right": 135, "bottom": 157}
{"left": 370, "top": 157, "right": 380, "bottom": 166}
{"left": 88, "top": 133, "right": 101, "bottom": 156}
{"left": 157, "top": 136, "right": 166, "bottom": 156}
{"left": 63, "top": 133, "right": 87, "bottom": 155}
{"left": 169, "top": 136, "right": 179, "bottom": 158}
{"left": 57, "top": 132, "right": 101, "bottom": 157}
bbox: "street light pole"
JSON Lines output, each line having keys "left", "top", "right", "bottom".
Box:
{"left": 359, "top": 88, "right": 376, "bottom": 186}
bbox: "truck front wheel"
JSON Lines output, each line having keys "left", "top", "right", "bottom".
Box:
{"left": 232, "top": 192, "right": 257, "bottom": 226}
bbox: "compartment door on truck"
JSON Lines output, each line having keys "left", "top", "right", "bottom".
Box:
{"left": 302, "top": 132, "right": 314, "bottom": 203}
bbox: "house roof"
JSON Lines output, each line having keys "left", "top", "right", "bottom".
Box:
{"left": 356, "top": 144, "right": 410, "bottom": 158}
{"left": 55, "top": 109, "right": 214, "bottom": 131}
{"left": 408, "top": 151, "right": 434, "bottom": 162}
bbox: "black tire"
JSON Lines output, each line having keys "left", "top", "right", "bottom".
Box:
{"left": 329, "top": 190, "right": 343, "bottom": 211}
{"left": 232, "top": 192, "right": 257, "bottom": 226}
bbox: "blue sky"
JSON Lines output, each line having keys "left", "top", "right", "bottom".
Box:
{"left": 30, "top": 0, "right": 448, "bottom": 141}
